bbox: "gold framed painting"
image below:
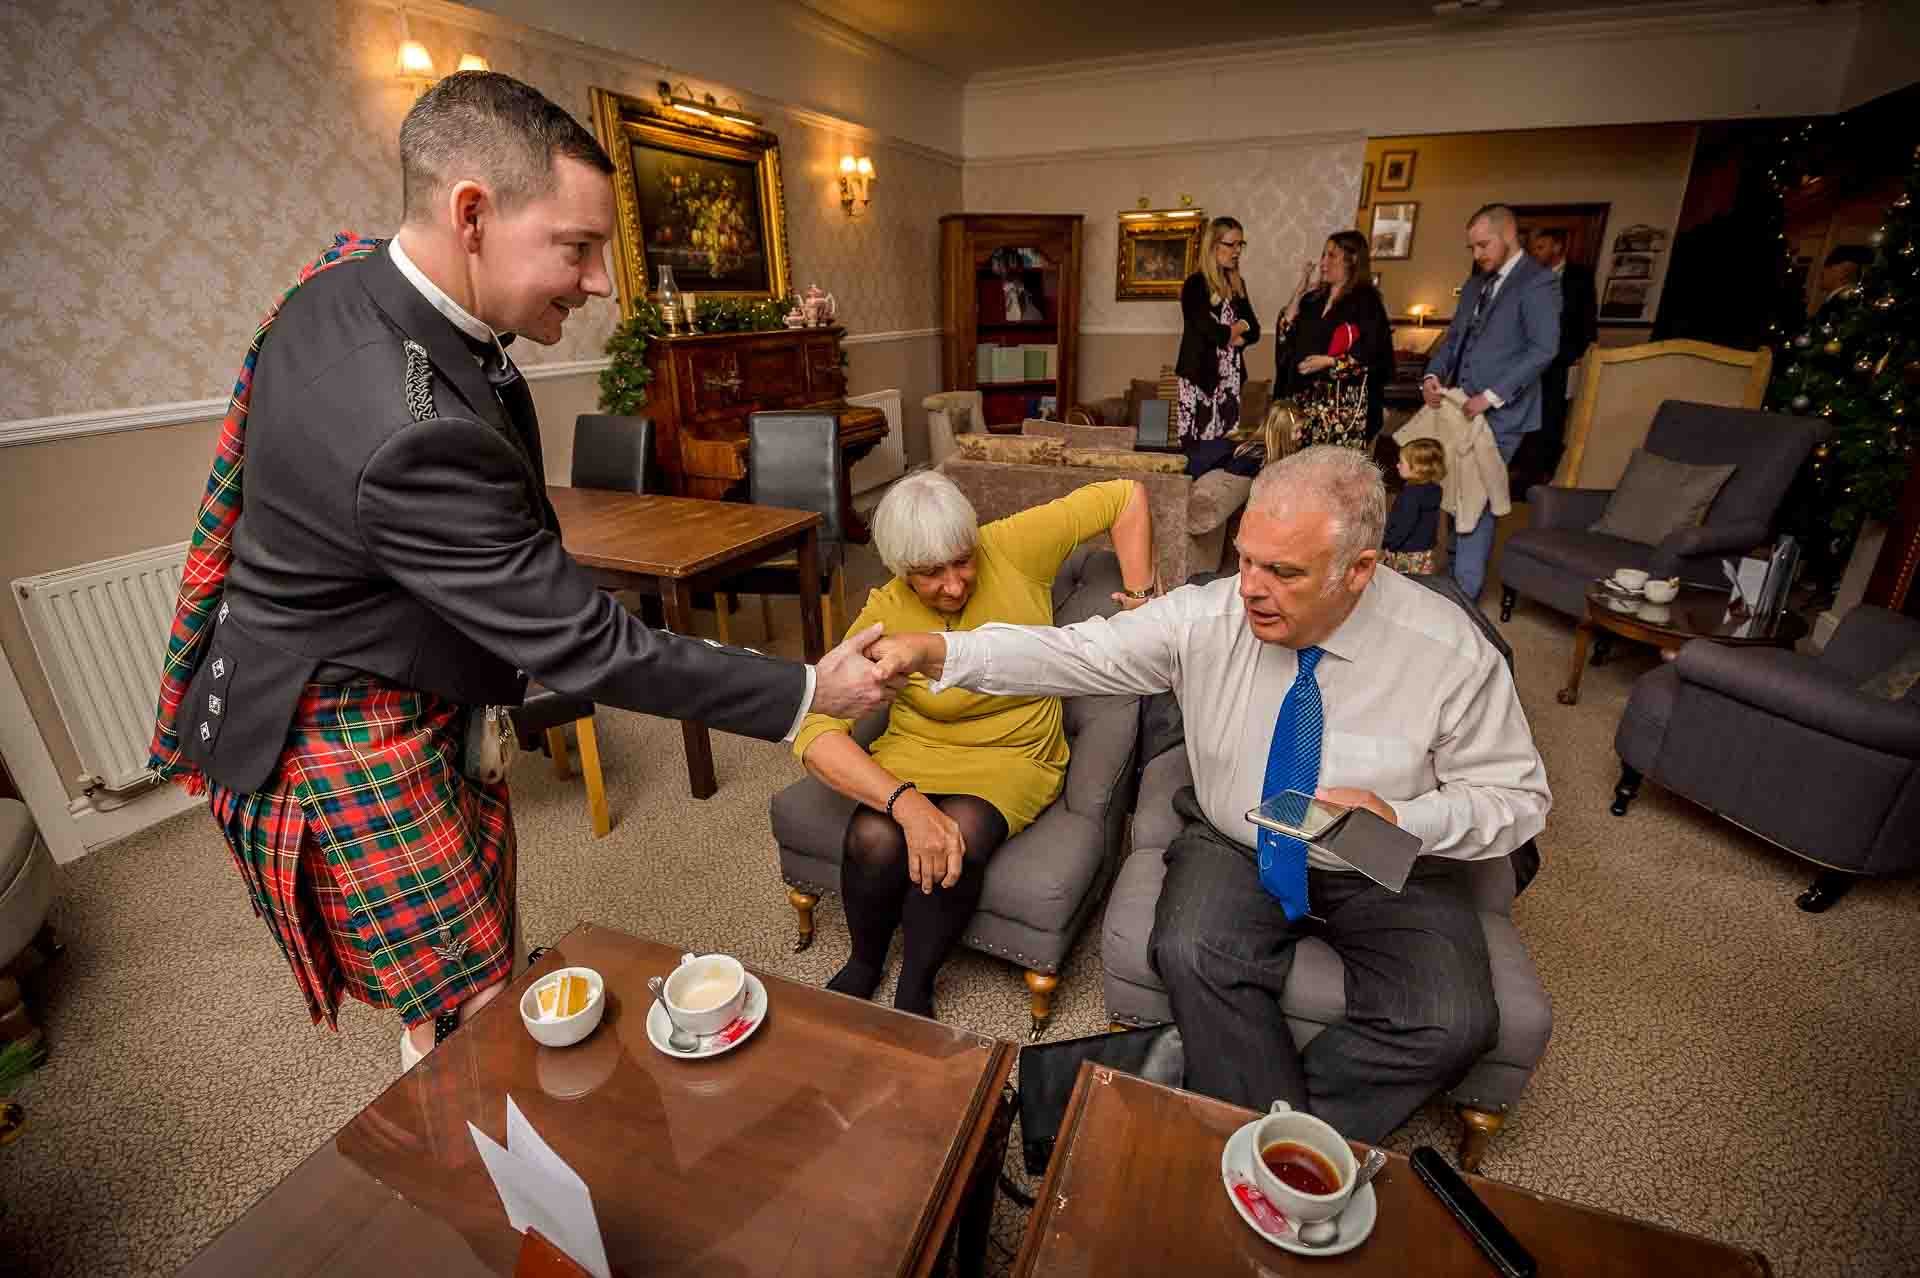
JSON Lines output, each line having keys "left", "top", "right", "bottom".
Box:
{"left": 589, "top": 86, "right": 791, "bottom": 316}
{"left": 1115, "top": 208, "right": 1206, "bottom": 300}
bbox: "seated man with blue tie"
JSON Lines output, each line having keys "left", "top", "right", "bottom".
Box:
{"left": 870, "top": 446, "right": 1550, "bottom": 1141}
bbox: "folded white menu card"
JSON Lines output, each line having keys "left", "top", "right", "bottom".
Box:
{"left": 469, "top": 1095, "right": 611, "bottom": 1278}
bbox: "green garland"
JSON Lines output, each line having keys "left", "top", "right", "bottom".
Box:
{"left": 693, "top": 294, "right": 796, "bottom": 333}
{"left": 597, "top": 298, "right": 666, "bottom": 415}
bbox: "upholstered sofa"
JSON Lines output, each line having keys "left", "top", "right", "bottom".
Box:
{"left": 938, "top": 448, "right": 1250, "bottom": 589}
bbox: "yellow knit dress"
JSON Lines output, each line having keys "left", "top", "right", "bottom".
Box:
{"left": 792, "top": 479, "right": 1135, "bottom": 835}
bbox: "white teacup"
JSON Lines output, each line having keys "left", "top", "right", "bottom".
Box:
{"left": 664, "top": 952, "right": 748, "bottom": 1036}
{"left": 1642, "top": 578, "right": 1679, "bottom": 603}
{"left": 1612, "top": 568, "right": 1649, "bottom": 591}
{"left": 1248, "top": 1101, "right": 1358, "bottom": 1226}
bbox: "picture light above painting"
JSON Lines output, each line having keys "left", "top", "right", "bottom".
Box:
{"left": 589, "top": 85, "right": 793, "bottom": 316}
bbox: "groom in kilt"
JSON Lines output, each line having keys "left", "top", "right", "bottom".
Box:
{"left": 147, "top": 73, "right": 899, "bottom": 1069}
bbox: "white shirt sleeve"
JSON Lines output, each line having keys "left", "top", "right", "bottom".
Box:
{"left": 1481, "top": 387, "right": 1506, "bottom": 409}
{"left": 780, "top": 665, "right": 818, "bottom": 744}
{"left": 931, "top": 602, "right": 1183, "bottom": 699}
{"left": 1384, "top": 651, "right": 1550, "bottom": 860}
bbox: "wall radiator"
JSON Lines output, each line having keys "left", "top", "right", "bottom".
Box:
{"left": 846, "top": 388, "right": 907, "bottom": 493}
{"left": 13, "top": 542, "right": 188, "bottom": 794}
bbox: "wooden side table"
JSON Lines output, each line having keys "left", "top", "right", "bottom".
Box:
{"left": 1558, "top": 581, "right": 1808, "bottom": 706}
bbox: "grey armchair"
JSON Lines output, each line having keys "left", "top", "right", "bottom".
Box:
{"left": 1500, "top": 401, "right": 1823, "bottom": 622}
{"left": 1613, "top": 605, "right": 1920, "bottom": 912}
{"left": 1100, "top": 575, "right": 1552, "bottom": 1171}
{"left": 771, "top": 549, "right": 1141, "bottom": 1036}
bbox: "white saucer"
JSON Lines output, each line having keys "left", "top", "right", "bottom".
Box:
{"left": 1220, "top": 1119, "right": 1378, "bottom": 1257}
{"left": 645, "top": 971, "right": 767, "bottom": 1059}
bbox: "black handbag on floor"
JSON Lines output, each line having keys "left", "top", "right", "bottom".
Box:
{"left": 1016, "top": 1024, "right": 1183, "bottom": 1176}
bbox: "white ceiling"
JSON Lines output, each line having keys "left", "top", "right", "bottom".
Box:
{"left": 796, "top": 0, "right": 1762, "bottom": 78}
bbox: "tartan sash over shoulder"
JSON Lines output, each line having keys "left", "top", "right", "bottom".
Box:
{"left": 147, "top": 232, "right": 381, "bottom": 793}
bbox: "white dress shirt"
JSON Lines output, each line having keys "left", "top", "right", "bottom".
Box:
{"left": 933, "top": 568, "right": 1550, "bottom": 871}
{"left": 388, "top": 239, "right": 816, "bottom": 738}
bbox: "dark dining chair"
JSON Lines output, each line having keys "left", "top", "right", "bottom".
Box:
{"left": 570, "top": 414, "right": 655, "bottom": 494}
{"left": 729, "top": 411, "right": 849, "bottom": 649}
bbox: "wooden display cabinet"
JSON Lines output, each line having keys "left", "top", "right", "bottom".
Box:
{"left": 940, "top": 213, "right": 1083, "bottom": 429}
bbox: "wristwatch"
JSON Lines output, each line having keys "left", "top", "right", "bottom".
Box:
{"left": 1119, "top": 583, "right": 1156, "bottom": 600}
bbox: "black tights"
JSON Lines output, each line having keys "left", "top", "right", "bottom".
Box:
{"left": 827, "top": 793, "right": 1009, "bottom": 1018}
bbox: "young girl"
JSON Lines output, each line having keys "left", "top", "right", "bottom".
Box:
{"left": 1384, "top": 437, "right": 1445, "bottom": 575}
{"left": 1225, "top": 400, "right": 1304, "bottom": 475}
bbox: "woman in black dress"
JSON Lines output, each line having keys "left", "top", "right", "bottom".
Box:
{"left": 1173, "top": 217, "right": 1260, "bottom": 474}
{"left": 1275, "top": 230, "right": 1392, "bottom": 451}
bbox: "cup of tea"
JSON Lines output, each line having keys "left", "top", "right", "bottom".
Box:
{"left": 1642, "top": 577, "right": 1679, "bottom": 603}
{"left": 1249, "top": 1101, "right": 1359, "bottom": 1225}
{"left": 664, "top": 952, "right": 748, "bottom": 1036}
{"left": 1612, "top": 568, "right": 1650, "bottom": 591}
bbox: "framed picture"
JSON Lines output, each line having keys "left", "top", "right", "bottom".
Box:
{"left": 589, "top": 86, "right": 792, "bottom": 311}
{"left": 1609, "top": 253, "right": 1654, "bottom": 280}
{"left": 1610, "top": 223, "right": 1668, "bottom": 255}
{"left": 1600, "top": 277, "right": 1653, "bottom": 320}
{"left": 1370, "top": 201, "right": 1419, "bottom": 261}
{"left": 1378, "top": 149, "right": 1417, "bottom": 192}
{"left": 1358, "top": 162, "right": 1374, "bottom": 210}
{"left": 1115, "top": 208, "right": 1206, "bottom": 300}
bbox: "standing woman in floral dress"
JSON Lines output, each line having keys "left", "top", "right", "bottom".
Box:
{"left": 1174, "top": 217, "right": 1260, "bottom": 475}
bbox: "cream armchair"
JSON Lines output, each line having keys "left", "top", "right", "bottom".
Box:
{"left": 924, "top": 390, "right": 986, "bottom": 467}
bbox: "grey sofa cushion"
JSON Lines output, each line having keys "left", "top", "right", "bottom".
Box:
{"left": 1590, "top": 448, "right": 1736, "bottom": 546}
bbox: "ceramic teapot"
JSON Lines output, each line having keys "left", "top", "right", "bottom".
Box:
{"left": 801, "top": 283, "right": 837, "bottom": 327}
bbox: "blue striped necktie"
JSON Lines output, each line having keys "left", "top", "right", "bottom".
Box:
{"left": 1258, "top": 645, "right": 1325, "bottom": 921}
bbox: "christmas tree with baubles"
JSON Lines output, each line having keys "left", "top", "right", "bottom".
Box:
{"left": 1767, "top": 143, "right": 1920, "bottom": 578}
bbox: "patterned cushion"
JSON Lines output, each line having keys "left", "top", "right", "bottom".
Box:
{"left": 1859, "top": 645, "right": 1920, "bottom": 701}
{"left": 1157, "top": 365, "right": 1180, "bottom": 402}
{"left": 1590, "top": 449, "right": 1737, "bottom": 547}
{"left": 955, "top": 433, "right": 1068, "bottom": 465}
{"left": 1063, "top": 448, "right": 1187, "bottom": 473}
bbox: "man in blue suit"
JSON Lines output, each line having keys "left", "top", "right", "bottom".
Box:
{"left": 1422, "top": 204, "right": 1561, "bottom": 601}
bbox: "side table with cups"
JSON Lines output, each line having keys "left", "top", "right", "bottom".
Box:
{"left": 1557, "top": 571, "right": 1808, "bottom": 706}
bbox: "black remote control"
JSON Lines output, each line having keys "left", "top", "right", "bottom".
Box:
{"left": 1410, "top": 1145, "right": 1537, "bottom": 1278}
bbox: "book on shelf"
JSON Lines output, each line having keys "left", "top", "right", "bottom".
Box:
{"left": 1023, "top": 346, "right": 1049, "bottom": 380}
{"left": 991, "top": 346, "right": 1027, "bottom": 383}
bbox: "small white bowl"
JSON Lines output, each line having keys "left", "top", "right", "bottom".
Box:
{"left": 520, "top": 966, "right": 606, "bottom": 1048}
{"left": 1612, "top": 568, "right": 1650, "bottom": 591}
{"left": 1642, "top": 578, "right": 1679, "bottom": 603}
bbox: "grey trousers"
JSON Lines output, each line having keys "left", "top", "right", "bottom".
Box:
{"left": 1149, "top": 788, "right": 1498, "bottom": 1143}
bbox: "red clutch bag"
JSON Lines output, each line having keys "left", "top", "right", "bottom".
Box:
{"left": 1327, "top": 322, "right": 1359, "bottom": 359}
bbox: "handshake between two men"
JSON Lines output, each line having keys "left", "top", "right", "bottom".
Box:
{"left": 803, "top": 623, "right": 948, "bottom": 720}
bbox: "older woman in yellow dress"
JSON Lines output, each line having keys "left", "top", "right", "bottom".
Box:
{"left": 792, "top": 471, "right": 1156, "bottom": 1017}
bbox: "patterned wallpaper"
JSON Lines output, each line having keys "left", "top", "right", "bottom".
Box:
{"left": 0, "top": 0, "right": 957, "bottom": 420}
{"left": 964, "top": 134, "right": 1366, "bottom": 334}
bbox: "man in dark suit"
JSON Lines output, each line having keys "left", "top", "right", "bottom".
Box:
{"left": 155, "top": 73, "right": 899, "bottom": 1070}
{"left": 1518, "top": 227, "right": 1596, "bottom": 489}
{"left": 1421, "top": 204, "right": 1561, "bottom": 601}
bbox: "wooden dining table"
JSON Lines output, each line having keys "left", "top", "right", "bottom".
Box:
{"left": 547, "top": 486, "right": 825, "bottom": 799}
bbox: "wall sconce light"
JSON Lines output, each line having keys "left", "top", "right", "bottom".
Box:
{"left": 657, "top": 80, "right": 761, "bottom": 126}
{"left": 394, "top": 10, "right": 488, "bottom": 95}
{"left": 1120, "top": 194, "right": 1200, "bottom": 221}
{"left": 456, "top": 52, "right": 491, "bottom": 73}
{"left": 1409, "top": 302, "right": 1434, "bottom": 326}
{"left": 839, "top": 155, "right": 875, "bottom": 217}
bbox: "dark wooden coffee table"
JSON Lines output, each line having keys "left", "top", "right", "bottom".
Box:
{"left": 179, "top": 924, "right": 1014, "bottom": 1278}
{"left": 1012, "top": 1064, "right": 1770, "bottom": 1276}
{"left": 1558, "top": 580, "right": 1808, "bottom": 705}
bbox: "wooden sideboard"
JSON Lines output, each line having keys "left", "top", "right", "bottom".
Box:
{"left": 641, "top": 325, "right": 886, "bottom": 540}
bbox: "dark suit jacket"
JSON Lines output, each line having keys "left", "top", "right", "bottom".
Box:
{"left": 179, "top": 246, "right": 805, "bottom": 791}
{"left": 1424, "top": 253, "right": 1561, "bottom": 445}
{"left": 1556, "top": 263, "right": 1598, "bottom": 368}
{"left": 1175, "top": 272, "right": 1260, "bottom": 394}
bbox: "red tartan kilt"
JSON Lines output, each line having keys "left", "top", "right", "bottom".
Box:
{"left": 209, "top": 679, "right": 515, "bottom": 1029}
